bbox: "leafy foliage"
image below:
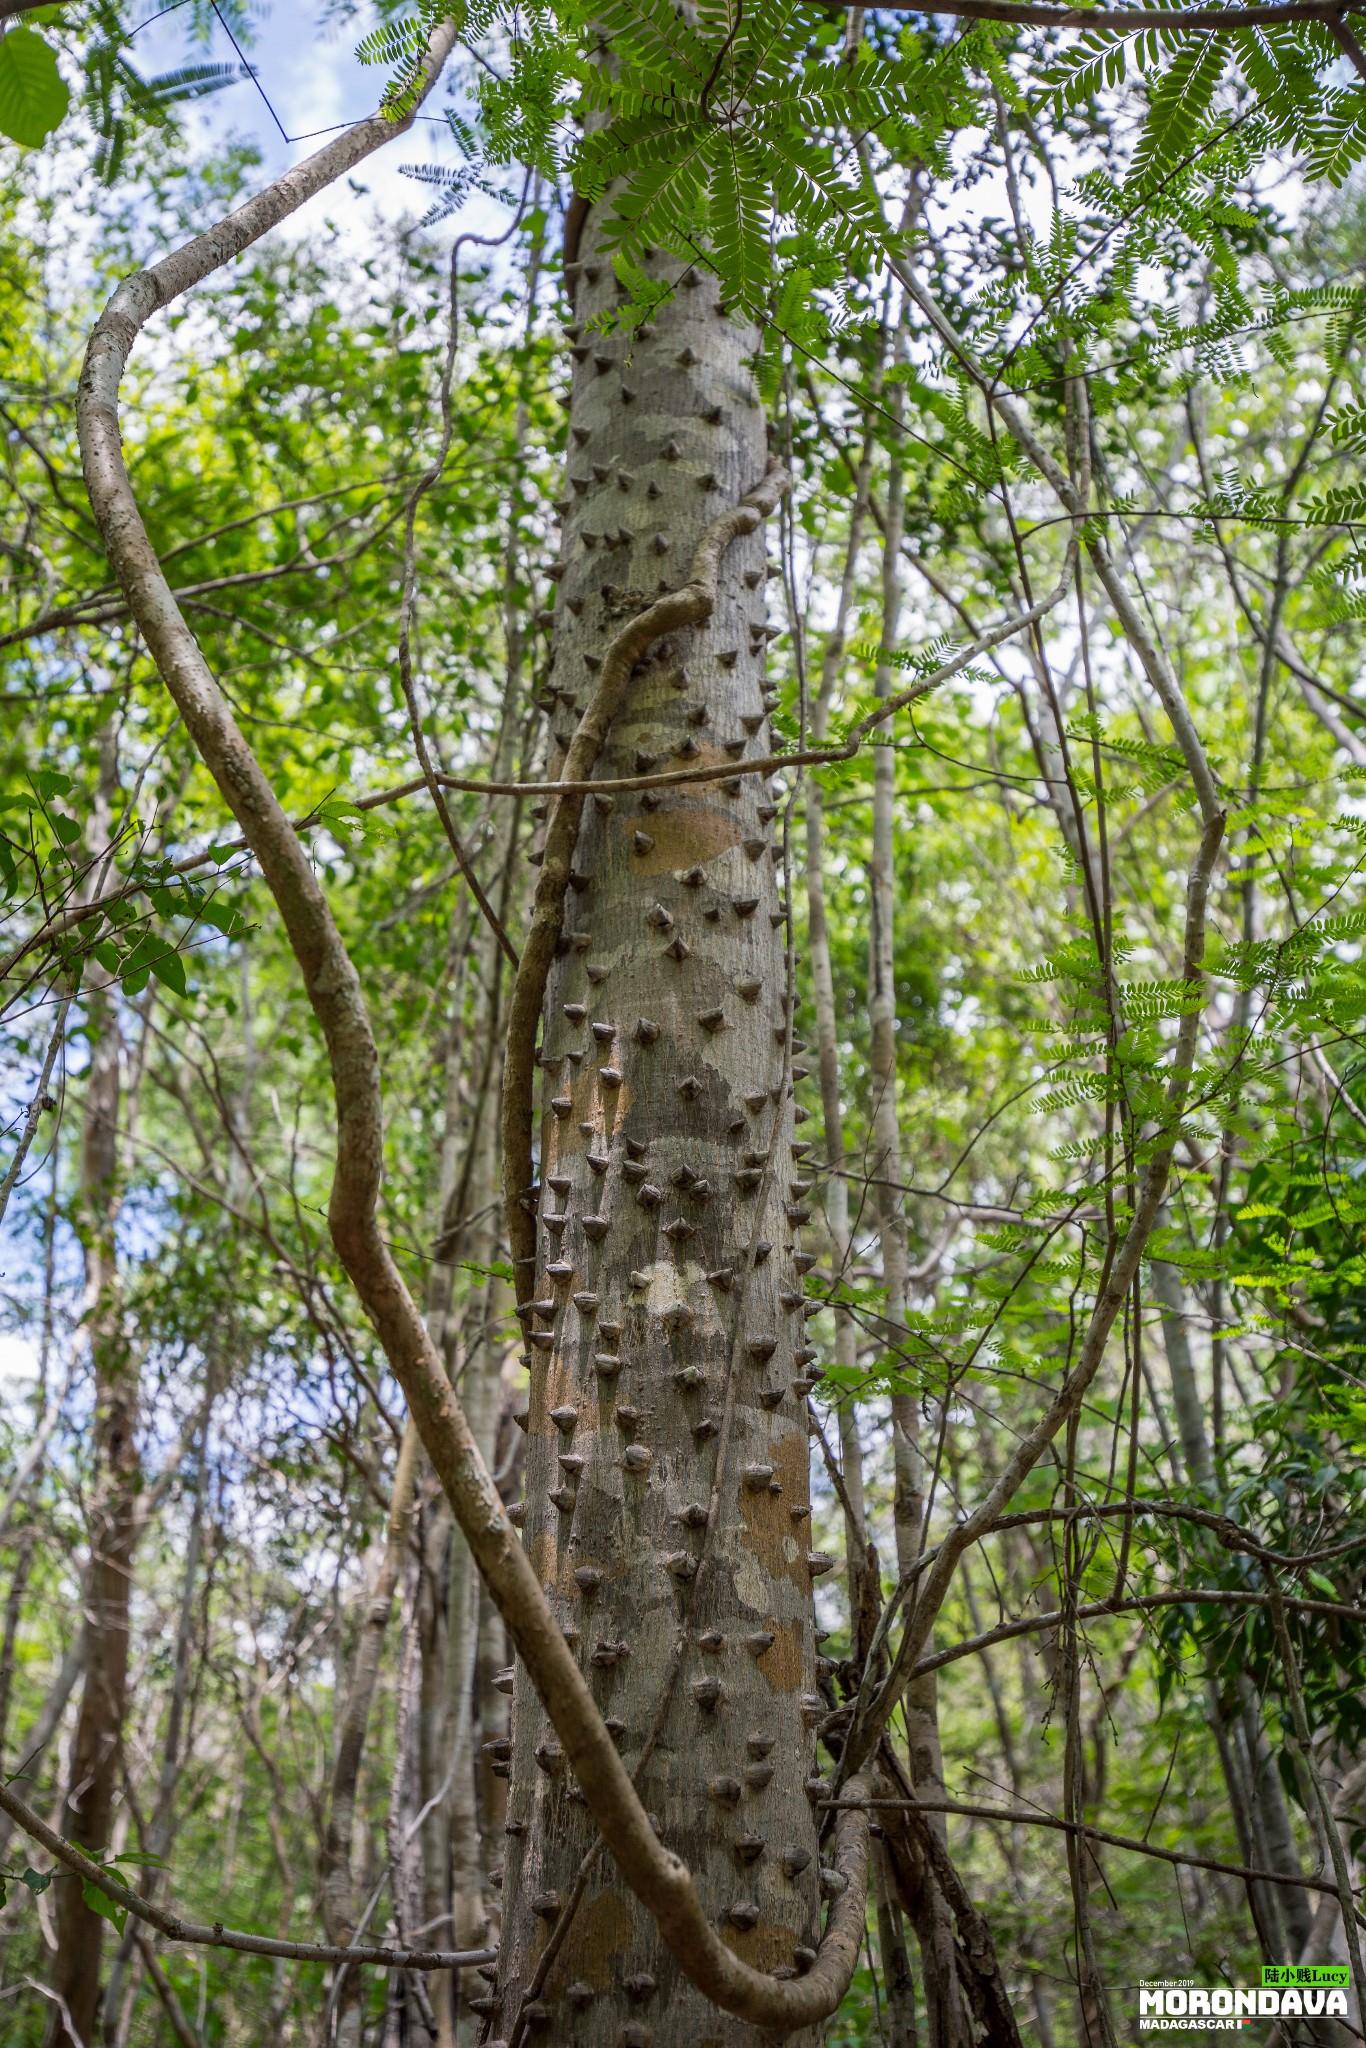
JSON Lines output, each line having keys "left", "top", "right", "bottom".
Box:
{"left": 7, "top": 0, "right": 1366, "bottom": 2035}
{"left": 0, "top": 27, "right": 68, "bottom": 149}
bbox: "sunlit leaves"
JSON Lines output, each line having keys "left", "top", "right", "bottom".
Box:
{"left": 0, "top": 27, "right": 68, "bottom": 149}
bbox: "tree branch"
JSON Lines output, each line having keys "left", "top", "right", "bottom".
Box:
{"left": 0, "top": 1774, "right": 495, "bottom": 1971}
{"left": 74, "top": 29, "right": 872, "bottom": 2034}
{"left": 910, "top": 1585, "right": 1366, "bottom": 1681}
{"left": 822, "top": 1795, "right": 1366, "bottom": 1918}
{"left": 829, "top": 0, "right": 1364, "bottom": 28}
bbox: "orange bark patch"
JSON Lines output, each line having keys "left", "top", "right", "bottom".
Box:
{"left": 773, "top": 1424, "right": 810, "bottom": 1508}
{"left": 554, "top": 1881, "right": 636, "bottom": 1989}
{"left": 737, "top": 1425, "right": 810, "bottom": 1594}
{"left": 623, "top": 802, "right": 743, "bottom": 874}
{"left": 545, "top": 1355, "right": 579, "bottom": 1413}
{"left": 738, "top": 1481, "right": 800, "bottom": 1588}
{"left": 598, "top": 1077, "right": 635, "bottom": 1134}
{"left": 721, "top": 1914, "right": 798, "bottom": 1972}
{"left": 542, "top": 1069, "right": 589, "bottom": 1175}
{"left": 758, "top": 1615, "right": 805, "bottom": 1694}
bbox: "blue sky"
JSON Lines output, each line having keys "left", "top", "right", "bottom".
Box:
{"left": 126, "top": 2, "right": 509, "bottom": 247}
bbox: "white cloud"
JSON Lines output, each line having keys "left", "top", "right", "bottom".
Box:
{"left": 130, "top": 3, "right": 513, "bottom": 258}
{"left": 0, "top": 1330, "right": 42, "bottom": 1394}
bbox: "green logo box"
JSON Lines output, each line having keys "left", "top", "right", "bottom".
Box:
{"left": 1261, "top": 1968, "right": 1350, "bottom": 1987}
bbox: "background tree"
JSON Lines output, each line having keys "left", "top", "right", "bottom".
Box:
{"left": 5, "top": 0, "right": 1366, "bottom": 2042}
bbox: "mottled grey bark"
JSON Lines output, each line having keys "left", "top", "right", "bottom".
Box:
{"left": 446, "top": 1286, "right": 506, "bottom": 2036}
{"left": 1238, "top": 1677, "right": 1314, "bottom": 1957}
{"left": 804, "top": 430, "right": 878, "bottom": 1656}
{"left": 324, "top": 1420, "right": 419, "bottom": 2048}
{"left": 48, "top": 747, "right": 140, "bottom": 2046}
{"left": 1148, "top": 1214, "right": 1212, "bottom": 1489}
{"left": 873, "top": 1841, "right": 918, "bottom": 2048}
{"left": 493, "top": 221, "right": 829, "bottom": 2045}
{"left": 417, "top": 1485, "right": 454, "bottom": 1986}
{"left": 426, "top": 905, "right": 519, "bottom": 2044}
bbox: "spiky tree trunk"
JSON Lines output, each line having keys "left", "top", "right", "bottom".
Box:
{"left": 490, "top": 213, "right": 830, "bottom": 2043}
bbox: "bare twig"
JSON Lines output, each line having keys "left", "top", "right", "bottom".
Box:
{"left": 75, "top": 31, "right": 873, "bottom": 2033}
{"left": 0, "top": 1774, "right": 494, "bottom": 1971}
{"left": 822, "top": 1796, "right": 1366, "bottom": 1921}
{"left": 0, "top": 995, "right": 68, "bottom": 1229}
{"left": 833, "top": 0, "right": 1364, "bottom": 22}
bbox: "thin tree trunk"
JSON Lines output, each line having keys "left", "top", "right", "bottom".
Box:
{"left": 1149, "top": 1216, "right": 1212, "bottom": 1488}
{"left": 445, "top": 1283, "right": 507, "bottom": 2039}
{"left": 102, "top": 1414, "right": 213, "bottom": 2042}
{"left": 0, "top": 1525, "right": 36, "bottom": 1757}
{"left": 47, "top": 843, "right": 141, "bottom": 2045}
{"left": 416, "top": 1482, "right": 454, "bottom": 2022}
{"left": 441, "top": 418, "right": 532, "bottom": 2034}
{"left": 865, "top": 313, "right": 971, "bottom": 2048}
{"left": 1238, "top": 1676, "right": 1314, "bottom": 1957}
{"left": 1148, "top": 1261, "right": 1311, "bottom": 1962}
{"left": 324, "top": 1420, "right": 421, "bottom": 2048}
{"left": 803, "top": 426, "right": 881, "bottom": 1660}
{"left": 874, "top": 1840, "right": 919, "bottom": 2048}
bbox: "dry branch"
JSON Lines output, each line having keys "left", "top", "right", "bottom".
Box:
{"left": 832, "top": 0, "right": 1362, "bottom": 23}
{"left": 73, "top": 30, "right": 871, "bottom": 2031}
{"left": 0, "top": 1774, "right": 495, "bottom": 1970}
{"left": 823, "top": 1796, "right": 1366, "bottom": 1920}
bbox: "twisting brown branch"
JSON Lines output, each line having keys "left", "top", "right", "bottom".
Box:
{"left": 74, "top": 42, "right": 872, "bottom": 2034}
{"left": 0, "top": 1775, "right": 495, "bottom": 1971}
{"left": 499, "top": 461, "right": 792, "bottom": 1303}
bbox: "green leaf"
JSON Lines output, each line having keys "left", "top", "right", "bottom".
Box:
{"left": 1129, "top": 32, "right": 1226, "bottom": 186}
{"left": 195, "top": 900, "right": 240, "bottom": 937}
{"left": 81, "top": 1878, "right": 126, "bottom": 1932}
{"left": 0, "top": 29, "right": 70, "bottom": 149}
{"left": 149, "top": 948, "right": 188, "bottom": 999}
{"left": 20, "top": 1868, "right": 50, "bottom": 1893}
